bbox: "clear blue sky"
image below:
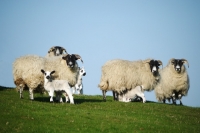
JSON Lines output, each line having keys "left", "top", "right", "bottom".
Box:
{"left": 0, "top": 0, "right": 199, "bottom": 107}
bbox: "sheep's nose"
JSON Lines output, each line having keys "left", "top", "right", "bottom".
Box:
{"left": 152, "top": 66, "right": 157, "bottom": 72}
{"left": 83, "top": 73, "right": 86, "bottom": 76}
{"left": 46, "top": 76, "right": 50, "bottom": 79}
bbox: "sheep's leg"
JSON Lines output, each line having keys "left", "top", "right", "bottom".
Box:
{"left": 72, "top": 87, "right": 76, "bottom": 94}
{"left": 65, "top": 89, "right": 74, "bottom": 104}
{"left": 29, "top": 88, "right": 34, "bottom": 100}
{"left": 137, "top": 92, "right": 146, "bottom": 103}
{"left": 163, "top": 99, "right": 166, "bottom": 103}
{"left": 178, "top": 94, "right": 183, "bottom": 105}
{"left": 113, "top": 91, "right": 118, "bottom": 101}
{"left": 49, "top": 90, "right": 54, "bottom": 102}
{"left": 79, "top": 84, "right": 83, "bottom": 95}
{"left": 102, "top": 90, "right": 106, "bottom": 101}
{"left": 19, "top": 85, "right": 24, "bottom": 99}
{"left": 172, "top": 93, "right": 176, "bottom": 105}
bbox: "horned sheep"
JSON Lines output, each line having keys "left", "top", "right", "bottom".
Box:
{"left": 154, "top": 58, "right": 190, "bottom": 105}
{"left": 13, "top": 54, "right": 83, "bottom": 100}
{"left": 46, "top": 46, "right": 67, "bottom": 57}
{"left": 98, "top": 59, "right": 162, "bottom": 101}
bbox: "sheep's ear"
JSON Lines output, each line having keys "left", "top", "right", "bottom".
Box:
{"left": 41, "top": 69, "right": 45, "bottom": 74}
{"left": 181, "top": 59, "right": 189, "bottom": 68}
{"left": 157, "top": 60, "right": 163, "bottom": 68}
{"left": 170, "top": 58, "right": 175, "bottom": 65}
{"left": 50, "top": 71, "right": 55, "bottom": 75}
{"left": 62, "top": 54, "right": 68, "bottom": 60}
{"left": 73, "top": 54, "right": 83, "bottom": 63}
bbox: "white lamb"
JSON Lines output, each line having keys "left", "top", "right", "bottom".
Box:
{"left": 118, "top": 86, "right": 146, "bottom": 103}
{"left": 41, "top": 69, "right": 74, "bottom": 104}
{"left": 72, "top": 67, "right": 86, "bottom": 94}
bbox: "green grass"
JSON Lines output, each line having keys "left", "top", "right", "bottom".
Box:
{"left": 0, "top": 86, "right": 200, "bottom": 133}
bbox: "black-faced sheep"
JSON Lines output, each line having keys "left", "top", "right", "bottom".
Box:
{"left": 98, "top": 59, "right": 162, "bottom": 101}
{"left": 46, "top": 46, "right": 67, "bottom": 57}
{"left": 154, "top": 58, "right": 189, "bottom": 105}
{"left": 13, "top": 54, "right": 83, "bottom": 100}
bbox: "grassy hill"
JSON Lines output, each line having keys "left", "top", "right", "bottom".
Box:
{"left": 0, "top": 86, "right": 200, "bottom": 133}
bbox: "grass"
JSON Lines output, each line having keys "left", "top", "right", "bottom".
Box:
{"left": 0, "top": 86, "right": 200, "bottom": 133}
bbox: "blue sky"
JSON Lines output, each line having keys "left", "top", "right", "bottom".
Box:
{"left": 0, "top": 0, "right": 199, "bottom": 107}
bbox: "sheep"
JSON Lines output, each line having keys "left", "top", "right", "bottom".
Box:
{"left": 46, "top": 46, "right": 67, "bottom": 57}
{"left": 72, "top": 67, "right": 86, "bottom": 95}
{"left": 41, "top": 69, "right": 74, "bottom": 104}
{"left": 154, "top": 58, "right": 189, "bottom": 105}
{"left": 118, "top": 86, "right": 146, "bottom": 103}
{"left": 13, "top": 54, "right": 83, "bottom": 100}
{"left": 98, "top": 59, "right": 162, "bottom": 101}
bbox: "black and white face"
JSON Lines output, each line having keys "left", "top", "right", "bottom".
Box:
{"left": 54, "top": 46, "right": 66, "bottom": 56}
{"left": 41, "top": 70, "right": 55, "bottom": 80}
{"left": 62, "top": 54, "right": 83, "bottom": 68}
{"left": 149, "top": 60, "right": 161, "bottom": 75}
{"left": 171, "top": 59, "right": 184, "bottom": 73}
{"left": 80, "top": 68, "right": 86, "bottom": 76}
{"left": 49, "top": 46, "right": 67, "bottom": 56}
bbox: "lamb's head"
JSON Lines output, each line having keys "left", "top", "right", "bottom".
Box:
{"left": 170, "top": 58, "right": 189, "bottom": 73}
{"left": 41, "top": 69, "right": 55, "bottom": 81}
{"left": 48, "top": 46, "right": 67, "bottom": 56}
{"left": 79, "top": 67, "right": 86, "bottom": 76}
{"left": 62, "top": 54, "right": 83, "bottom": 68}
{"left": 146, "top": 59, "right": 163, "bottom": 75}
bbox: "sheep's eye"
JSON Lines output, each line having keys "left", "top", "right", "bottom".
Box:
{"left": 81, "top": 70, "right": 83, "bottom": 72}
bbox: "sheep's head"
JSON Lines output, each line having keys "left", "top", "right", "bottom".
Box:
{"left": 79, "top": 67, "right": 86, "bottom": 76}
{"left": 62, "top": 54, "right": 83, "bottom": 68}
{"left": 48, "top": 46, "right": 67, "bottom": 56}
{"left": 41, "top": 69, "right": 55, "bottom": 80}
{"left": 170, "top": 58, "right": 189, "bottom": 73}
{"left": 147, "top": 59, "right": 163, "bottom": 75}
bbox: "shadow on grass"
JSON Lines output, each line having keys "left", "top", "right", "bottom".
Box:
{"left": 0, "top": 86, "right": 14, "bottom": 91}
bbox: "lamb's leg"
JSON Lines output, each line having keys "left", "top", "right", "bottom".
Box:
{"left": 137, "top": 93, "right": 146, "bottom": 103}
{"left": 65, "top": 89, "right": 74, "bottom": 104}
{"left": 72, "top": 87, "right": 76, "bottom": 94}
{"left": 79, "top": 84, "right": 83, "bottom": 95}
{"left": 102, "top": 90, "right": 106, "bottom": 101}
{"left": 113, "top": 91, "right": 118, "bottom": 101}
{"left": 49, "top": 90, "right": 54, "bottom": 102}
{"left": 29, "top": 88, "right": 34, "bottom": 100}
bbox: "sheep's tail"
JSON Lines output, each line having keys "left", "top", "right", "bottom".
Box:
{"left": 98, "top": 81, "right": 108, "bottom": 91}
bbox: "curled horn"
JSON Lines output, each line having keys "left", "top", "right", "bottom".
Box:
{"left": 181, "top": 59, "right": 189, "bottom": 68}
{"left": 73, "top": 54, "right": 83, "bottom": 63}
{"left": 48, "top": 46, "right": 55, "bottom": 53}
{"left": 157, "top": 60, "right": 163, "bottom": 69}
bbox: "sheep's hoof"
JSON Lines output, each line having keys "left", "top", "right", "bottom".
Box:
{"left": 50, "top": 101, "right": 53, "bottom": 103}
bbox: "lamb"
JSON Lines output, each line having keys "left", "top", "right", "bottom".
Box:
{"left": 41, "top": 69, "right": 74, "bottom": 104}
{"left": 118, "top": 86, "right": 146, "bottom": 103}
{"left": 98, "top": 59, "right": 162, "bottom": 101}
{"left": 13, "top": 54, "right": 83, "bottom": 100}
{"left": 72, "top": 67, "right": 86, "bottom": 95}
{"left": 154, "top": 58, "right": 189, "bottom": 105}
{"left": 46, "top": 46, "right": 67, "bottom": 57}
